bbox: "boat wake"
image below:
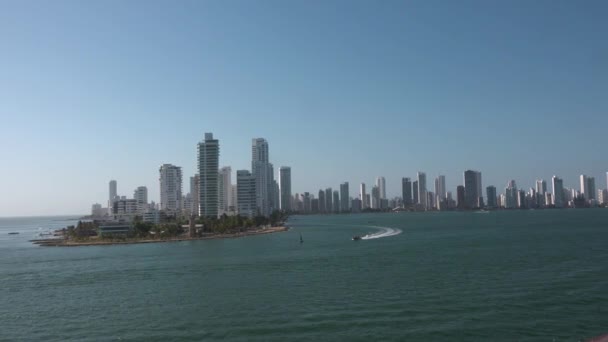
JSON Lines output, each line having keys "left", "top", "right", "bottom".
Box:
{"left": 361, "top": 226, "right": 402, "bottom": 240}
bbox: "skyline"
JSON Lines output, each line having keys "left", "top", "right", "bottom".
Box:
{"left": 1, "top": 0, "right": 607, "bottom": 216}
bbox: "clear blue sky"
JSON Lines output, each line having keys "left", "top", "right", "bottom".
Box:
{"left": 1, "top": 0, "right": 607, "bottom": 216}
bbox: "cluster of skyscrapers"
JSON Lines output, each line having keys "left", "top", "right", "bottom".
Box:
{"left": 91, "top": 141, "right": 607, "bottom": 221}
{"left": 91, "top": 133, "right": 292, "bottom": 223}
{"left": 290, "top": 171, "right": 608, "bottom": 214}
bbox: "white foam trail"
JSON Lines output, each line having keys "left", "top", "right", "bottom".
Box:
{"left": 361, "top": 226, "right": 402, "bottom": 240}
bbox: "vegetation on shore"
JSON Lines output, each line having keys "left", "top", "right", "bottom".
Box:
{"left": 62, "top": 210, "right": 288, "bottom": 242}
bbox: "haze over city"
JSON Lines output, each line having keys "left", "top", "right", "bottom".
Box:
{"left": 1, "top": 0, "right": 607, "bottom": 216}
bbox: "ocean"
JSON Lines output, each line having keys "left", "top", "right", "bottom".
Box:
{"left": 1, "top": 210, "right": 607, "bottom": 341}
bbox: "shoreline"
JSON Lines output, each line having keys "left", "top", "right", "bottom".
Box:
{"left": 31, "top": 226, "right": 289, "bottom": 247}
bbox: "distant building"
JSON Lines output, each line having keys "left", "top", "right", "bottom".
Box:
{"left": 536, "top": 180, "right": 547, "bottom": 195}
{"left": 189, "top": 175, "right": 199, "bottom": 216}
{"left": 351, "top": 198, "right": 362, "bottom": 213}
{"left": 359, "top": 183, "right": 367, "bottom": 209}
{"left": 486, "top": 186, "right": 497, "bottom": 208}
{"left": 318, "top": 190, "right": 325, "bottom": 213}
{"left": 413, "top": 180, "right": 419, "bottom": 204}
{"left": 552, "top": 176, "right": 565, "bottom": 208}
{"left": 218, "top": 166, "right": 232, "bottom": 215}
{"left": 325, "top": 188, "right": 333, "bottom": 213}
{"left": 279, "top": 167, "right": 292, "bottom": 211}
{"left": 252, "top": 138, "right": 275, "bottom": 216}
{"left": 376, "top": 177, "right": 386, "bottom": 200}
{"left": 236, "top": 170, "right": 256, "bottom": 218}
{"left": 333, "top": 191, "right": 340, "bottom": 213}
{"left": 109, "top": 180, "right": 118, "bottom": 209}
{"left": 340, "top": 182, "right": 349, "bottom": 212}
{"left": 371, "top": 186, "right": 379, "bottom": 209}
{"left": 159, "top": 164, "right": 182, "bottom": 213}
{"left": 198, "top": 133, "right": 220, "bottom": 218}
{"left": 505, "top": 180, "right": 518, "bottom": 209}
{"left": 91, "top": 203, "right": 104, "bottom": 217}
{"left": 464, "top": 170, "right": 482, "bottom": 209}
{"left": 112, "top": 198, "right": 138, "bottom": 221}
{"left": 402, "top": 178, "right": 412, "bottom": 207}
{"left": 434, "top": 175, "right": 446, "bottom": 209}
{"left": 456, "top": 185, "right": 465, "bottom": 209}
{"left": 417, "top": 172, "right": 427, "bottom": 210}
{"left": 133, "top": 186, "right": 148, "bottom": 214}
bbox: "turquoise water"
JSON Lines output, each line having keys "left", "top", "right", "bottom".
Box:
{"left": 1, "top": 210, "right": 608, "bottom": 341}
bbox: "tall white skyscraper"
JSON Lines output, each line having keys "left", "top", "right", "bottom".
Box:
{"left": 376, "top": 177, "right": 386, "bottom": 200}
{"left": 580, "top": 174, "right": 589, "bottom": 199}
{"left": 133, "top": 186, "right": 148, "bottom": 214}
{"left": 552, "top": 175, "right": 564, "bottom": 208}
{"left": 535, "top": 180, "right": 547, "bottom": 195}
{"left": 417, "top": 172, "right": 427, "bottom": 210}
{"left": 252, "top": 138, "right": 275, "bottom": 216}
{"left": 109, "top": 180, "right": 117, "bottom": 208}
{"left": 279, "top": 166, "right": 292, "bottom": 211}
{"left": 434, "top": 175, "right": 446, "bottom": 209}
{"left": 360, "top": 183, "right": 367, "bottom": 208}
{"left": 237, "top": 170, "right": 256, "bottom": 218}
{"left": 218, "top": 166, "right": 232, "bottom": 214}
{"left": 198, "top": 133, "right": 220, "bottom": 218}
{"left": 159, "top": 164, "right": 182, "bottom": 212}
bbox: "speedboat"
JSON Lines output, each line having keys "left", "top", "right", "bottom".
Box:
{"left": 8, "top": 232, "right": 19, "bottom": 235}
{"left": 352, "top": 235, "right": 362, "bottom": 241}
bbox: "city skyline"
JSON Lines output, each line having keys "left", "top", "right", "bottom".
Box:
{"left": 1, "top": 1, "right": 607, "bottom": 216}
{"left": 90, "top": 132, "right": 608, "bottom": 219}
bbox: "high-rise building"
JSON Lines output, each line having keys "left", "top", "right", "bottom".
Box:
{"left": 413, "top": 180, "right": 419, "bottom": 204}
{"left": 402, "top": 178, "right": 412, "bottom": 207}
{"left": 360, "top": 183, "right": 367, "bottom": 209}
{"left": 376, "top": 177, "right": 386, "bottom": 200}
{"left": 133, "top": 186, "right": 148, "bottom": 214}
{"left": 303, "top": 192, "right": 311, "bottom": 213}
{"left": 159, "top": 164, "right": 182, "bottom": 212}
{"left": 252, "top": 138, "right": 275, "bottom": 216}
{"left": 486, "top": 186, "right": 497, "bottom": 208}
{"left": 536, "top": 180, "right": 547, "bottom": 195}
{"left": 417, "top": 172, "right": 427, "bottom": 210}
{"left": 456, "top": 185, "right": 465, "bottom": 209}
{"left": 505, "top": 180, "right": 518, "bottom": 209}
{"left": 371, "top": 186, "right": 379, "bottom": 209}
{"left": 552, "top": 176, "right": 565, "bottom": 208}
{"left": 464, "top": 170, "right": 482, "bottom": 209}
{"left": 434, "top": 175, "right": 446, "bottom": 209}
{"left": 109, "top": 180, "right": 117, "bottom": 205}
{"left": 279, "top": 167, "right": 292, "bottom": 211}
{"left": 218, "top": 166, "right": 232, "bottom": 215}
{"left": 587, "top": 177, "right": 596, "bottom": 200}
{"left": 340, "top": 182, "right": 349, "bottom": 212}
{"left": 230, "top": 184, "right": 237, "bottom": 211}
{"left": 580, "top": 174, "right": 589, "bottom": 200}
{"left": 333, "top": 191, "right": 339, "bottom": 213}
{"left": 318, "top": 189, "right": 326, "bottom": 213}
{"left": 198, "top": 133, "right": 220, "bottom": 218}
{"left": 325, "top": 188, "right": 333, "bottom": 212}
{"left": 236, "top": 170, "right": 256, "bottom": 218}
{"left": 189, "top": 175, "right": 199, "bottom": 215}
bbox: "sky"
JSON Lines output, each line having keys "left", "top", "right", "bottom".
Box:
{"left": 0, "top": 0, "right": 607, "bottom": 216}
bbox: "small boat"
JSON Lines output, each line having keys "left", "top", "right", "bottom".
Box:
{"left": 299, "top": 233, "right": 303, "bottom": 243}
{"left": 8, "top": 232, "right": 19, "bottom": 235}
{"left": 352, "top": 235, "right": 362, "bottom": 241}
